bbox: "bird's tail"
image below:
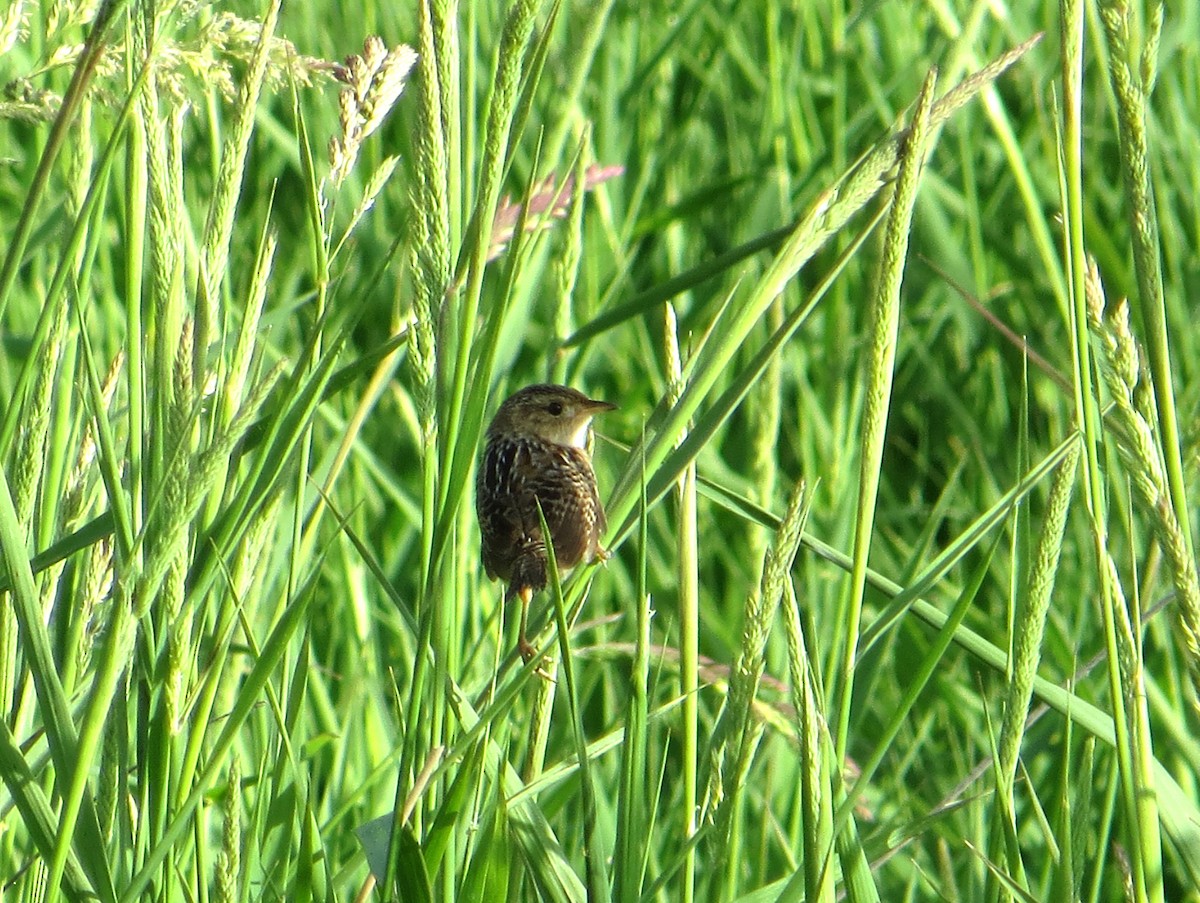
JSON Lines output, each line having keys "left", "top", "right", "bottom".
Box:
{"left": 504, "top": 547, "right": 547, "bottom": 602}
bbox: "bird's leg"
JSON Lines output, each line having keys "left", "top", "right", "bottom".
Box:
{"left": 516, "top": 585, "right": 537, "bottom": 662}
{"left": 515, "top": 586, "right": 556, "bottom": 680}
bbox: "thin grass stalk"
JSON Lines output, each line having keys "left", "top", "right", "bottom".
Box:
{"left": 224, "top": 227, "right": 276, "bottom": 432}
{"left": 404, "top": 461, "right": 453, "bottom": 876}
{"left": 1090, "top": 761, "right": 1123, "bottom": 900}
{"left": 1056, "top": 733, "right": 1096, "bottom": 901}
{"left": 431, "top": 0, "right": 462, "bottom": 247}
{"left": 834, "top": 68, "right": 937, "bottom": 763}
{"left": 522, "top": 647, "right": 559, "bottom": 786}
{"left": 174, "top": 496, "right": 283, "bottom": 846}
{"left": 1085, "top": 266, "right": 1179, "bottom": 901}
{"left": 243, "top": 753, "right": 274, "bottom": 897}
{"left": 780, "top": 581, "right": 834, "bottom": 903}
{"left": 551, "top": 138, "right": 588, "bottom": 383}
{"left": 931, "top": 7, "right": 1070, "bottom": 318}
{"left": 1086, "top": 270, "right": 1200, "bottom": 704}
{"left": 460, "top": 2, "right": 479, "bottom": 222}
{"left": 1103, "top": 549, "right": 1164, "bottom": 903}
{"left": 935, "top": 0, "right": 990, "bottom": 89}
{"left": 664, "top": 301, "right": 700, "bottom": 903}
{"left": 825, "top": 723, "right": 879, "bottom": 903}
{"left": 140, "top": 59, "right": 192, "bottom": 894}
{"left": 719, "top": 726, "right": 759, "bottom": 901}
{"left": 1059, "top": 1, "right": 1159, "bottom": 899}
{"left": 124, "top": 46, "right": 148, "bottom": 568}
{"left": 290, "top": 115, "right": 323, "bottom": 787}
{"left": 10, "top": 297, "right": 66, "bottom": 533}
{"left": 614, "top": 466, "right": 653, "bottom": 902}
{"left": 758, "top": 578, "right": 835, "bottom": 903}
{"left": 990, "top": 444, "right": 1080, "bottom": 901}
{"left": 539, "top": 0, "right": 613, "bottom": 168}
{"left": 824, "top": 0, "right": 852, "bottom": 334}
{"left": 1006, "top": 361, "right": 1032, "bottom": 688}
{"left": 704, "top": 479, "right": 810, "bottom": 890}
{"left": 749, "top": 300, "right": 783, "bottom": 522}
{"left": 196, "top": 0, "right": 282, "bottom": 385}
{"left": 1098, "top": 2, "right": 1190, "bottom": 561}
{"left": 502, "top": 9, "right": 559, "bottom": 200}
{"left": 397, "top": 0, "right": 449, "bottom": 837}
{"left": 439, "top": 0, "right": 543, "bottom": 519}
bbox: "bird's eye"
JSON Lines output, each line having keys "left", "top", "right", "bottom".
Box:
{"left": 546, "top": 401, "right": 564, "bottom": 416}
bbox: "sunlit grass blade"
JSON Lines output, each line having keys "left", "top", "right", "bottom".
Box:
{"left": 835, "top": 65, "right": 937, "bottom": 767}
{"left": 989, "top": 443, "right": 1080, "bottom": 897}
{"left": 614, "top": 463, "right": 654, "bottom": 901}
{"left": 541, "top": 502, "right": 611, "bottom": 903}
{"left": 460, "top": 785, "right": 511, "bottom": 903}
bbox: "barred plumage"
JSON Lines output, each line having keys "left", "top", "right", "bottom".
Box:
{"left": 476, "top": 384, "right": 615, "bottom": 661}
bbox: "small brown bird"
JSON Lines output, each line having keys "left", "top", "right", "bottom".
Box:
{"left": 476, "top": 384, "right": 616, "bottom": 662}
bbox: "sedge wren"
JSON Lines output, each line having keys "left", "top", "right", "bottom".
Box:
{"left": 476, "top": 384, "right": 616, "bottom": 662}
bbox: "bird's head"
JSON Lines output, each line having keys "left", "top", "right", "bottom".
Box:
{"left": 487, "top": 384, "right": 616, "bottom": 449}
